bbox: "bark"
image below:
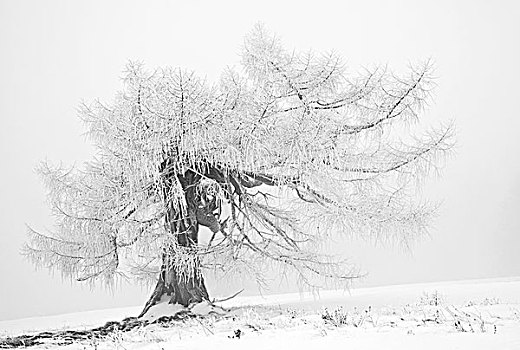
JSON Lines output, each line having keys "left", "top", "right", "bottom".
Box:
{"left": 138, "top": 250, "right": 209, "bottom": 318}
{"left": 138, "top": 170, "right": 210, "bottom": 318}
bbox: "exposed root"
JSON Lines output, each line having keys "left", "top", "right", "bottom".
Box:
{"left": 0, "top": 302, "right": 227, "bottom": 349}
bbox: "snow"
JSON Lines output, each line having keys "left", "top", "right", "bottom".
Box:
{"left": 141, "top": 298, "right": 229, "bottom": 321}
{"left": 1, "top": 277, "right": 520, "bottom": 349}
{"left": 140, "top": 300, "right": 227, "bottom": 321}
{"left": 0, "top": 307, "right": 140, "bottom": 337}
{"left": 141, "top": 302, "right": 185, "bottom": 321}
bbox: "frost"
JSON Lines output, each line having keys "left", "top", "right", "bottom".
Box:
{"left": 24, "top": 25, "right": 454, "bottom": 292}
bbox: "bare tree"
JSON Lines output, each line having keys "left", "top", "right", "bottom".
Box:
{"left": 25, "top": 25, "right": 453, "bottom": 317}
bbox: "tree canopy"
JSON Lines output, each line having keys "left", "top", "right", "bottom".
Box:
{"left": 25, "top": 25, "right": 453, "bottom": 294}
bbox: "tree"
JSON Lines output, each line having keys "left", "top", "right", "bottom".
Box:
{"left": 25, "top": 25, "right": 453, "bottom": 318}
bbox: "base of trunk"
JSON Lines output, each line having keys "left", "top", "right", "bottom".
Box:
{"left": 139, "top": 265, "right": 209, "bottom": 318}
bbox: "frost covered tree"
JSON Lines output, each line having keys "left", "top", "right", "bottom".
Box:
{"left": 25, "top": 25, "right": 453, "bottom": 317}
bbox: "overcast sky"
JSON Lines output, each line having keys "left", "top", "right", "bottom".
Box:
{"left": 1, "top": 0, "right": 519, "bottom": 321}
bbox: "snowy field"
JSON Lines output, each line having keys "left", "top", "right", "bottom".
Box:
{"left": 1, "top": 277, "right": 520, "bottom": 349}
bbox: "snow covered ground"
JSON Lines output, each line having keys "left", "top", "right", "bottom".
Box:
{"left": 1, "top": 277, "right": 520, "bottom": 349}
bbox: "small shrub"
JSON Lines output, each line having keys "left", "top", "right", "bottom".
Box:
{"left": 321, "top": 307, "right": 349, "bottom": 327}
{"left": 419, "top": 291, "right": 445, "bottom": 306}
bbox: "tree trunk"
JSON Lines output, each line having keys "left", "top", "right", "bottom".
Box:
{"left": 139, "top": 170, "right": 210, "bottom": 318}
{"left": 138, "top": 250, "right": 209, "bottom": 318}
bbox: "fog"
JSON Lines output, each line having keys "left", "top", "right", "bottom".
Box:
{"left": 1, "top": 0, "right": 519, "bottom": 321}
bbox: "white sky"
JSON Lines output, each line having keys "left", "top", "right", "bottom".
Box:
{"left": 0, "top": 0, "right": 519, "bottom": 321}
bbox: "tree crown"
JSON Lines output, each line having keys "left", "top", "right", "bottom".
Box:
{"left": 26, "top": 25, "right": 453, "bottom": 290}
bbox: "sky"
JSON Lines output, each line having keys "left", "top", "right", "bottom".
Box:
{"left": 0, "top": 0, "right": 519, "bottom": 321}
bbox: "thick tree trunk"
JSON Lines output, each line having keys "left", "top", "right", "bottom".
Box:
{"left": 138, "top": 251, "right": 209, "bottom": 318}
{"left": 138, "top": 170, "right": 210, "bottom": 318}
